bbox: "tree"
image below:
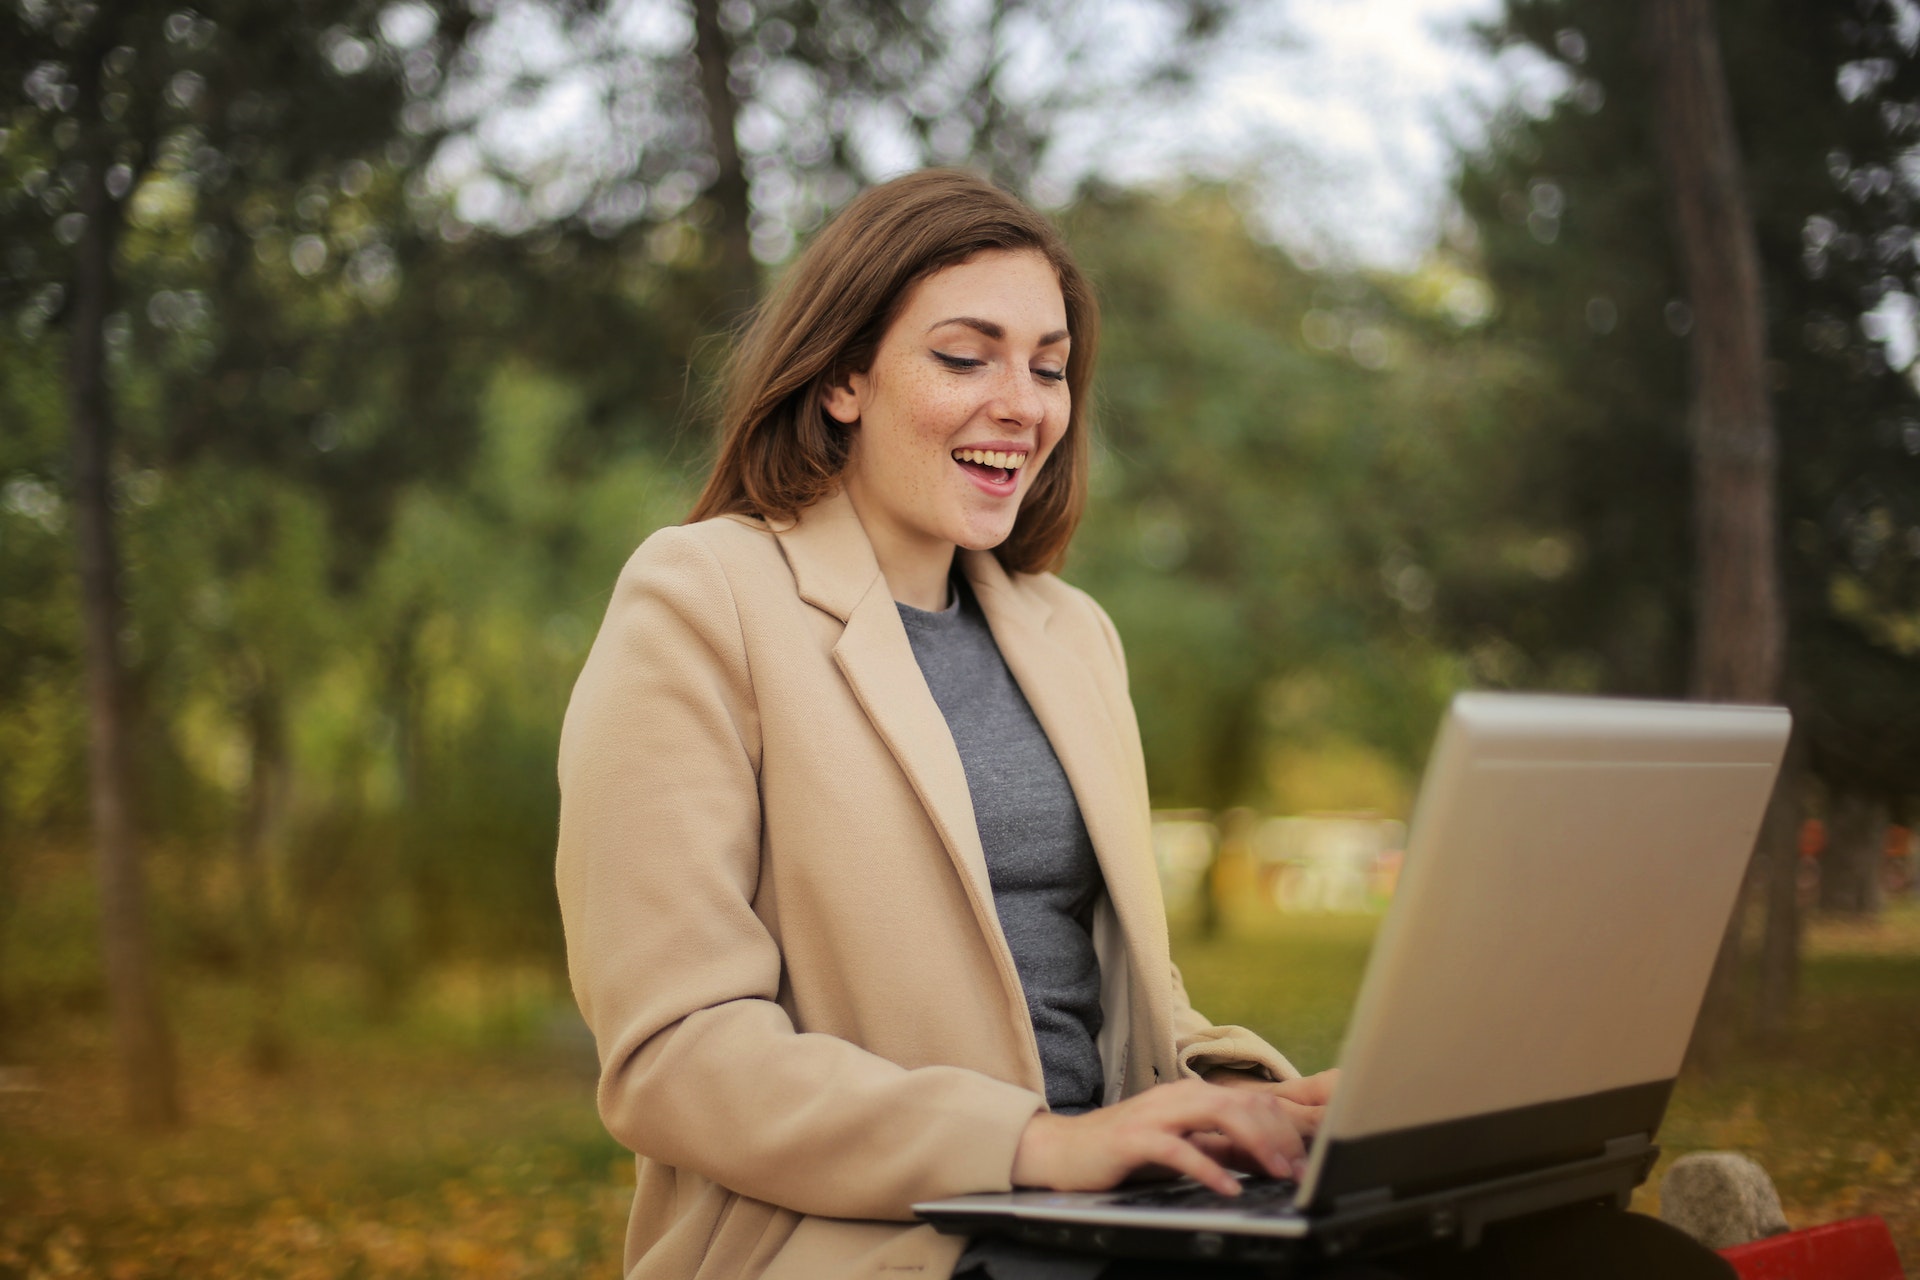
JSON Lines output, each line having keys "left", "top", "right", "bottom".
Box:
{"left": 1459, "top": 0, "right": 1920, "bottom": 1043}
{"left": 8, "top": 0, "right": 186, "bottom": 1127}
{"left": 2, "top": 0, "right": 486, "bottom": 1112}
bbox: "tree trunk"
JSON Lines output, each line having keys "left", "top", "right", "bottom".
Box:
{"left": 1194, "top": 695, "right": 1261, "bottom": 938}
{"left": 365, "top": 605, "right": 426, "bottom": 1020}
{"left": 0, "top": 825, "right": 17, "bottom": 1060}
{"left": 239, "top": 686, "right": 289, "bottom": 1073}
{"left": 691, "top": 0, "right": 757, "bottom": 312}
{"left": 69, "top": 98, "right": 183, "bottom": 1127}
{"left": 1649, "top": 0, "right": 1788, "bottom": 1066}
{"left": 1819, "top": 789, "right": 1886, "bottom": 916}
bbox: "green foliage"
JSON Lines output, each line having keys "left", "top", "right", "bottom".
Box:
{"left": 1460, "top": 0, "right": 1920, "bottom": 797}
{"left": 12, "top": 0, "right": 1914, "bottom": 1082}
{"left": 1062, "top": 188, "right": 1534, "bottom": 811}
{"left": 5, "top": 169, "right": 1548, "bottom": 1034}
{"left": 0, "top": 314, "right": 84, "bottom": 839}
{"left": 2, "top": 0, "right": 712, "bottom": 1029}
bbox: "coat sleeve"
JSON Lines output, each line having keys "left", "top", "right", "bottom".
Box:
{"left": 1169, "top": 968, "right": 1301, "bottom": 1082}
{"left": 1080, "top": 590, "right": 1301, "bottom": 1086}
{"left": 556, "top": 526, "right": 1044, "bottom": 1222}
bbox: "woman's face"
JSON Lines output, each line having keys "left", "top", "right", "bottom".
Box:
{"left": 826, "top": 248, "right": 1071, "bottom": 572}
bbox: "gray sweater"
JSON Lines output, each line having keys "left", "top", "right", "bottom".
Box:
{"left": 898, "top": 577, "right": 1106, "bottom": 1114}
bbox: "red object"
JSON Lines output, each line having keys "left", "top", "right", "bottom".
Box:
{"left": 1718, "top": 1217, "right": 1904, "bottom": 1280}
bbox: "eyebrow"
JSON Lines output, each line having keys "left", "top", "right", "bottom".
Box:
{"left": 928, "top": 316, "right": 1071, "bottom": 346}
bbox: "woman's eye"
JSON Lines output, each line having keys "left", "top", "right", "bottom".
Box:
{"left": 1034, "top": 367, "right": 1067, "bottom": 383}
{"left": 932, "top": 351, "right": 984, "bottom": 370}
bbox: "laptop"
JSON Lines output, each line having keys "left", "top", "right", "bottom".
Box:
{"left": 915, "top": 692, "right": 1791, "bottom": 1265}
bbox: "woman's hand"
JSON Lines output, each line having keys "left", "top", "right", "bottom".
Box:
{"left": 1010, "top": 1076, "right": 1323, "bottom": 1196}
{"left": 1204, "top": 1066, "right": 1340, "bottom": 1139}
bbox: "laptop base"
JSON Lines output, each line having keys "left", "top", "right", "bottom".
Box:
{"left": 921, "top": 1136, "right": 1657, "bottom": 1265}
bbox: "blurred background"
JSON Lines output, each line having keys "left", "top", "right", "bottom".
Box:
{"left": 3, "top": 0, "right": 1919, "bottom": 1274}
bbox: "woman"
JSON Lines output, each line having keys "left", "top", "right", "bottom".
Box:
{"left": 556, "top": 170, "right": 1730, "bottom": 1280}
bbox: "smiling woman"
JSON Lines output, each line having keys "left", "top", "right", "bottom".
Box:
{"left": 555, "top": 169, "right": 1329, "bottom": 1280}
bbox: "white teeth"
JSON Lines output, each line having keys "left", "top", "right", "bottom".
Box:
{"left": 953, "top": 448, "right": 1028, "bottom": 469}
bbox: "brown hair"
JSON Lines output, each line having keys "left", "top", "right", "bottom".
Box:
{"left": 686, "top": 169, "right": 1099, "bottom": 575}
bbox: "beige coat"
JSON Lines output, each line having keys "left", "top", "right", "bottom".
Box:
{"left": 556, "top": 488, "right": 1296, "bottom": 1279}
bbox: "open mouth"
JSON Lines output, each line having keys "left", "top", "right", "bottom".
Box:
{"left": 952, "top": 446, "right": 1028, "bottom": 488}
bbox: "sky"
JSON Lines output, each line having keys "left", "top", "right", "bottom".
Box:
{"left": 436, "top": 0, "right": 1558, "bottom": 272}
{"left": 1036, "top": 0, "right": 1551, "bottom": 268}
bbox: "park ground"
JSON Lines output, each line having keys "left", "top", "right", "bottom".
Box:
{"left": 3, "top": 904, "right": 1917, "bottom": 1278}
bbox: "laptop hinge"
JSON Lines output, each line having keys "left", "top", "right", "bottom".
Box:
{"left": 1447, "top": 1133, "right": 1660, "bottom": 1247}
{"left": 1315, "top": 1131, "right": 1663, "bottom": 1257}
{"left": 1329, "top": 1133, "right": 1650, "bottom": 1218}
{"left": 1605, "top": 1132, "right": 1653, "bottom": 1159}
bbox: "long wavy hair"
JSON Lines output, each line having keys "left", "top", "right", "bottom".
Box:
{"left": 686, "top": 169, "right": 1099, "bottom": 574}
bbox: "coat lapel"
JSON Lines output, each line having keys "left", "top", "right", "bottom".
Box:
{"left": 771, "top": 492, "right": 1163, "bottom": 1089}
{"left": 770, "top": 491, "right": 1003, "bottom": 945}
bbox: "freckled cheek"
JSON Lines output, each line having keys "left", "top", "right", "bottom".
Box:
{"left": 1031, "top": 416, "right": 1069, "bottom": 477}
{"left": 911, "top": 398, "right": 974, "bottom": 471}
{"left": 909, "top": 414, "right": 956, "bottom": 483}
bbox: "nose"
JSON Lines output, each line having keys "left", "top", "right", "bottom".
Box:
{"left": 989, "top": 363, "right": 1046, "bottom": 430}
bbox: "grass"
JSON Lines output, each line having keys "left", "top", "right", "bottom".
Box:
{"left": 0, "top": 968, "right": 632, "bottom": 1279}
{"left": 2, "top": 905, "right": 1916, "bottom": 1277}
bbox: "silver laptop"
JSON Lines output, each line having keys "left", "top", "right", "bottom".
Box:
{"left": 915, "top": 693, "right": 1791, "bottom": 1265}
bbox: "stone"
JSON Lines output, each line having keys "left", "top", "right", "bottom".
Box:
{"left": 1659, "top": 1151, "right": 1791, "bottom": 1249}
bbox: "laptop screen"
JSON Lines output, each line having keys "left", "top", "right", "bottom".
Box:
{"left": 1300, "top": 695, "right": 1788, "bottom": 1211}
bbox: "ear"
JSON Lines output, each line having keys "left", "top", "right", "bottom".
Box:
{"left": 821, "top": 367, "right": 866, "bottom": 426}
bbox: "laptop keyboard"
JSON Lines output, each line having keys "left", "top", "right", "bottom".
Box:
{"left": 1107, "top": 1177, "right": 1300, "bottom": 1217}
